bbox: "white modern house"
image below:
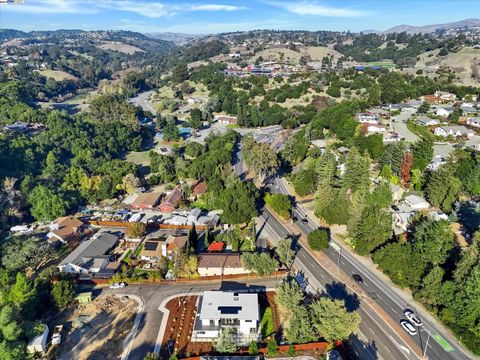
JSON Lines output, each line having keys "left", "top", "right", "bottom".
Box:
{"left": 466, "top": 118, "right": 480, "bottom": 128}
{"left": 435, "top": 108, "right": 452, "bottom": 117}
{"left": 434, "top": 126, "right": 475, "bottom": 138}
{"left": 192, "top": 291, "right": 260, "bottom": 345}
{"left": 416, "top": 117, "right": 440, "bottom": 126}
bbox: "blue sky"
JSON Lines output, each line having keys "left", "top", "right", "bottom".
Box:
{"left": 1, "top": 0, "right": 479, "bottom": 34}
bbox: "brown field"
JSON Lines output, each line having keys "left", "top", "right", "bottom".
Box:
{"left": 251, "top": 46, "right": 342, "bottom": 64}
{"left": 98, "top": 42, "right": 145, "bottom": 55}
{"left": 37, "top": 69, "right": 78, "bottom": 81}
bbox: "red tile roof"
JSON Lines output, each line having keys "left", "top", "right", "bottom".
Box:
{"left": 207, "top": 242, "right": 225, "bottom": 252}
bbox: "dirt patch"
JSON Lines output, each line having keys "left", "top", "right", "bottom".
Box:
{"left": 37, "top": 69, "right": 78, "bottom": 81}
{"left": 57, "top": 295, "right": 137, "bottom": 360}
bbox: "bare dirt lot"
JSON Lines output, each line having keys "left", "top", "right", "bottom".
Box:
{"left": 57, "top": 295, "right": 137, "bottom": 360}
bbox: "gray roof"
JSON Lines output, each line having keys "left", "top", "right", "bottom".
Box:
{"left": 59, "top": 232, "right": 120, "bottom": 268}
{"left": 199, "top": 291, "right": 259, "bottom": 321}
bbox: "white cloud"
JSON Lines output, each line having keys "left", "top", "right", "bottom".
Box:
{"left": 269, "top": 1, "right": 369, "bottom": 17}
{"left": 0, "top": 0, "right": 244, "bottom": 17}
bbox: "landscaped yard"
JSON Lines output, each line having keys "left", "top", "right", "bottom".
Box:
{"left": 260, "top": 307, "right": 275, "bottom": 338}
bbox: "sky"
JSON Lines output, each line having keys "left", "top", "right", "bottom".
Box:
{"left": 0, "top": 0, "right": 479, "bottom": 34}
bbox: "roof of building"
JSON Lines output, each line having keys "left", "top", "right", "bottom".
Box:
{"left": 131, "top": 192, "right": 162, "bottom": 207}
{"left": 198, "top": 253, "right": 244, "bottom": 268}
{"left": 416, "top": 116, "right": 439, "bottom": 125}
{"left": 191, "top": 180, "right": 208, "bottom": 196}
{"left": 59, "top": 232, "right": 120, "bottom": 269}
{"left": 50, "top": 216, "right": 84, "bottom": 239}
{"left": 161, "top": 187, "right": 182, "bottom": 207}
{"left": 199, "top": 291, "right": 259, "bottom": 321}
{"left": 141, "top": 239, "right": 163, "bottom": 258}
{"left": 208, "top": 242, "right": 225, "bottom": 252}
{"left": 166, "top": 235, "right": 189, "bottom": 251}
{"left": 405, "top": 194, "right": 429, "bottom": 206}
{"left": 438, "top": 125, "right": 473, "bottom": 132}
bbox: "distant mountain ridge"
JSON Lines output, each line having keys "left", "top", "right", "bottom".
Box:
{"left": 146, "top": 32, "right": 203, "bottom": 45}
{"left": 383, "top": 18, "right": 480, "bottom": 34}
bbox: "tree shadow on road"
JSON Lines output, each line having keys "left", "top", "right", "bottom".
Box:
{"left": 346, "top": 333, "right": 379, "bottom": 360}
{"left": 323, "top": 281, "right": 360, "bottom": 312}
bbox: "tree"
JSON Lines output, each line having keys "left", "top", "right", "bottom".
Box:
{"left": 341, "top": 147, "right": 370, "bottom": 193}
{"left": 307, "top": 229, "right": 329, "bottom": 251}
{"left": 379, "top": 142, "right": 406, "bottom": 176}
{"left": 248, "top": 341, "right": 259, "bottom": 355}
{"left": 172, "top": 62, "right": 189, "bottom": 83}
{"left": 285, "top": 306, "right": 316, "bottom": 344}
{"left": 241, "top": 252, "right": 278, "bottom": 276}
{"left": 8, "top": 273, "right": 34, "bottom": 307}
{"left": 292, "top": 167, "right": 317, "bottom": 196}
{"left": 184, "top": 142, "right": 203, "bottom": 158}
{"left": 417, "top": 101, "right": 430, "bottom": 114}
{"left": 144, "top": 353, "right": 160, "bottom": 360}
{"left": 162, "top": 121, "right": 180, "bottom": 142}
{"left": 213, "top": 328, "right": 238, "bottom": 353}
{"left": 266, "top": 337, "right": 279, "bottom": 356}
{"left": 51, "top": 279, "right": 74, "bottom": 309}
{"left": 188, "top": 223, "right": 198, "bottom": 251}
{"left": 425, "top": 164, "right": 461, "bottom": 212}
{"left": 352, "top": 206, "right": 392, "bottom": 255}
{"left": 310, "top": 297, "right": 361, "bottom": 343}
{"left": 28, "top": 185, "right": 68, "bottom": 221}
{"left": 265, "top": 193, "right": 291, "bottom": 219}
{"left": 275, "top": 279, "right": 304, "bottom": 313}
{"left": 412, "top": 136, "right": 434, "bottom": 171}
{"left": 275, "top": 239, "right": 295, "bottom": 268}
{"left": 117, "top": 173, "right": 141, "bottom": 194}
{"left": 188, "top": 108, "right": 203, "bottom": 129}
{"left": 127, "top": 222, "right": 146, "bottom": 239}
{"left": 401, "top": 152, "right": 413, "bottom": 183}
{"left": 242, "top": 139, "right": 278, "bottom": 185}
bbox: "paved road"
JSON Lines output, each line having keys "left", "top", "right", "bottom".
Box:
{"left": 269, "top": 177, "right": 472, "bottom": 360}
{"left": 390, "top": 109, "right": 419, "bottom": 143}
{"left": 129, "top": 90, "right": 157, "bottom": 115}
{"left": 97, "top": 278, "right": 279, "bottom": 359}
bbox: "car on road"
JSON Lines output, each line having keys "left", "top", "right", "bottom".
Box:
{"left": 404, "top": 309, "right": 423, "bottom": 326}
{"left": 301, "top": 218, "right": 308, "bottom": 223}
{"left": 400, "top": 319, "right": 418, "bottom": 335}
{"left": 109, "top": 282, "right": 126, "bottom": 289}
{"left": 352, "top": 274, "right": 363, "bottom": 283}
{"left": 292, "top": 216, "right": 298, "bottom": 222}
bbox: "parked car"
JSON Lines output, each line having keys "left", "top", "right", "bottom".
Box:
{"left": 352, "top": 274, "right": 363, "bottom": 283}
{"left": 301, "top": 218, "right": 309, "bottom": 223}
{"left": 404, "top": 309, "right": 423, "bottom": 327}
{"left": 52, "top": 325, "right": 63, "bottom": 345}
{"left": 400, "top": 319, "right": 417, "bottom": 335}
{"left": 147, "top": 215, "right": 159, "bottom": 223}
{"left": 109, "top": 282, "right": 126, "bottom": 289}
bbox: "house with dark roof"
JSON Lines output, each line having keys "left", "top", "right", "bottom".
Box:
{"left": 58, "top": 232, "right": 120, "bottom": 274}
{"left": 197, "top": 253, "right": 250, "bottom": 277}
{"left": 159, "top": 186, "right": 183, "bottom": 213}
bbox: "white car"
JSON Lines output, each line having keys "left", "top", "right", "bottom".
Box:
{"left": 109, "top": 282, "right": 126, "bottom": 289}
{"left": 404, "top": 309, "right": 423, "bottom": 327}
{"left": 400, "top": 319, "right": 418, "bottom": 336}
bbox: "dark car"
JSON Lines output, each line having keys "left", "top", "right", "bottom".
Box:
{"left": 301, "top": 218, "right": 309, "bottom": 223}
{"left": 352, "top": 274, "right": 363, "bottom": 283}
{"left": 292, "top": 216, "right": 298, "bottom": 222}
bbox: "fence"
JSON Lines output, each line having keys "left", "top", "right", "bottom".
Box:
{"left": 88, "top": 220, "right": 208, "bottom": 231}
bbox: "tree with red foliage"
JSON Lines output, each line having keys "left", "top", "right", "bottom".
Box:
{"left": 401, "top": 152, "right": 413, "bottom": 184}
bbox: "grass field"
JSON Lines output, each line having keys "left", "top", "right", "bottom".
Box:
{"left": 98, "top": 42, "right": 145, "bottom": 55}
{"left": 125, "top": 150, "right": 151, "bottom": 166}
{"left": 367, "top": 61, "right": 396, "bottom": 69}
{"left": 260, "top": 307, "right": 275, "bottom": 338}
{"left": 37, "top": 69, "right": 78, "bottom": 81}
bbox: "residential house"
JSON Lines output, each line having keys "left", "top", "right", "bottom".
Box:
{"left": 159, "top": 186, "right": 183, "bottom": 213}
{"left": 460, "top": 104, "right": 478, "bottom": 115}
{"left": 435, "top": 108, "right": 452, "bottom": 117}
{"left": 131, "top": 191, "right": 162, "bottom": 210}
{"left": 434, "top": 91, "right": 457, "bottom": 102}
{"left": 416, "top": 117, "right": 440, "bottom": 126}
{"left": 427, "top": 156, "right": 447, "bottom": 171}
{"left": 214, "top": 115, "right": 237, "bottom": 125}
{"left": 189, "top": 180, "right": 208, "bottom": 201}
{"left": 140, "top": 239, "right": 164, "bottom": 261}
{"left": 422, "top": 94, "right": 442, "bottom": 104}
{"left": 162, "top": 234, "right": 189, "bottom": 258}
{"left": 434, "top": 126, "right": 475, "bottom": 138}
{"left": 197, "top": 253, "right": 251, "bottom": 277}
{"left": 58, "top": 232, "right": 120, "bottom": 274}
{"left": 404, "top": 194, "right": 430, "bottom": 211}
{"left": 3, "top": 121, "right": 28, "bottom": 133}
{"left": 466, "top": 117, "right": 480, "bottom": 128}
{"left": 365, "top": 124, "right": 386, "bottom": 134}
{"left": 356, "top": 113, "right": 379, "bottom": 124}
{"left": 192, "top": 291, "right": 260, "bottom": 345}
{"left": 392, "top": 204, "right": 415, "bottom": 235}
{"left": 27, "top": 325, "right": 49, "bottom": 353}
{"left": 47, "top": 216, "right": 85, "bottom": 244}
{"left": 383, "top": 132, "right": 403, "bottom": 143}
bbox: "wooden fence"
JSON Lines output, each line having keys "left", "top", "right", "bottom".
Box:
{"left": 88, "top": 220, "right": 208, "bottom": 231}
